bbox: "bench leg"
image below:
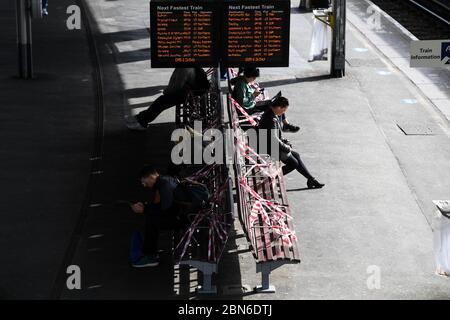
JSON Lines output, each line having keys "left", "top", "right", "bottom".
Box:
{"left": 180, "top": 260, "right": 217, "bottom": 295}
{"left": 255, "top": 264, "right": 276, "bottom": 293}
{"left": 198, "top": 270, "right": 217, "bottom": 294}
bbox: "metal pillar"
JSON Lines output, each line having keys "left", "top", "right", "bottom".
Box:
{"left": 16, "top": 0, "right": 33, "bottom": 79}
{"left": 330, "top": 0, "right": 346, "bottom": 78}
{"left": 255, "top": 265, "right": 276, "bottom": 293}
{"left": 180, "top": 260, "right": 218, "bottom": 295}
{"left": 198, "top": 268, "right": 217, "bottom": 294}
{"left": 255, "top": 261, "right": 286, "bottom": 293}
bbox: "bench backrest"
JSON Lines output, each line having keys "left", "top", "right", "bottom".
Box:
{"left": 227, "top": 78, "right": 300, "bottom": 263}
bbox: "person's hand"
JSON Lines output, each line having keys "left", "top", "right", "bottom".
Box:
{"left": 282, "top": 139, "right": 293, "bottom": 148}
{"left": 253, "top": 90, "right": 261, "bottom": 97}
{"left": 130, "top": 202, "right": 145, "bottom": 214}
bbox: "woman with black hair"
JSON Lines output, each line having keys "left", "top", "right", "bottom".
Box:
{"left": 258, "top": 96, "right": 325, "bottom": 189}
{"left": 231, "top": 67, "right": 300, "bottom": 132}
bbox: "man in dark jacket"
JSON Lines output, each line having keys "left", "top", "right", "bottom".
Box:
{"left": 258, "top": 96, "right": 325, "bottom": 189}
{"left": 130, "top": 165, "right": 180, "bottom": 267}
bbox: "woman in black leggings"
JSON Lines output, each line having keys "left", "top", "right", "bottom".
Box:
{"left": 257, "top": 96, "right": 324, "bottom": 189}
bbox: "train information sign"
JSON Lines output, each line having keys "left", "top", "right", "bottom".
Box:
{"left": 150, "top": 0, "right": 291, "bottom": 67}
{"left": 150, "top": 1, "right": 219, "bottom": 67}
{"left": 221, "top": 0, "right": 290, "bottom": 67}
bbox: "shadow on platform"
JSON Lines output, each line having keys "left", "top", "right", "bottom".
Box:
{"left": 59, "top": 15, "right": 245, "bottom": 299}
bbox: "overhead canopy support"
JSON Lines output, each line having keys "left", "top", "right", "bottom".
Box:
{"left": 330, "top": 0, "right": 346, "bottom": 78}
{"left": 16, "top": 0, "right": 35, "bottom": 79}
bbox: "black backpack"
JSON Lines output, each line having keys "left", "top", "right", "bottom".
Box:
{"left": 173, "top": 179, "right": 210, "bottom": 211}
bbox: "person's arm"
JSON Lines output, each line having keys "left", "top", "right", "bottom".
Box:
{"left": 269, "top": 117, "right": 291, "bottom": 153}
{"left": 157, "top": 178, "right": 176, "bottom": 211}
{"left": 234, "top": 81, "right": 256, "bottom": 110}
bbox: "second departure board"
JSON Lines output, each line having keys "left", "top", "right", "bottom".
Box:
{"left": 150, "top": 0, "right": 290, "bottom": 68}
{"left": 222, "top": 0, "right": 291, "bottom": 67}
{"left": 150, "top": 1, "right": 219, "bottom": 67}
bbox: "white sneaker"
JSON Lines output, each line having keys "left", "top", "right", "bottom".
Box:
{"left": 125, "top": 115, "right": 147, "bottom": 131}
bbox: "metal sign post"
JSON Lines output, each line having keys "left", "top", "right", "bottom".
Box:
{"left": 330, "top": 0, "right": 346, "bottom": 78}
{"left": 16, "top": 0, "right": 43, "bottom": 79}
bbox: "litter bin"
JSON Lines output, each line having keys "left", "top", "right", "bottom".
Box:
{"left": 432, "top": 200, "right": 450, "bottom": 277}
{"left": 308, "top": 10, "right": 331, "bottom": 62}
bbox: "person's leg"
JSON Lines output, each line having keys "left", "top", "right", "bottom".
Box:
{"left": 281, "top": 150, "right": 325, "bottom": 187}
{"left": 281, "top": 152, "right": 299, "bottom": 176}
{"left": 142, "top": 205, "right": 161, "bottom": 256}
{"left": 136, "top": 92, "right": 186, "bottom": 126}
{"left": 281, "top": 113, "right": 300, "bottom": 132}
{"left": 290, "top": 150, "right": 315, "bottom": 180}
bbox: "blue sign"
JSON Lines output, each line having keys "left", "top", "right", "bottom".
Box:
{"left": 442, "top": 42, "right": 450, "bottom": 64}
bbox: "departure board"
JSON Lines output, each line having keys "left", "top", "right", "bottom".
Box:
{"left": 222, "top": 0, "right": 290, "bottom": 67}
{"left": 150, "top": 1, "right": 219, "bottom": 67}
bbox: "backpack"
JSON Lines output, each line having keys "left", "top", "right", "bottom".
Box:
{"left": 173, "top": 179, "right": 210, "bottom": 211}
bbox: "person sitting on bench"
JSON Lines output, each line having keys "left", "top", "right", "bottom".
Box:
{"left": 127, "top": 67, "right": 210, "bottom": 131}
{"left": 231, "top": 67, "right": 300, "bottom": 132}
{"left": 129, "top": 165, "right": 180, "bottom": 267}
{"left": 258, "top": 96, "right": 325, "bottom": 189}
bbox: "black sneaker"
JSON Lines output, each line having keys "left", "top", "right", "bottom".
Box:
{"left": 283, "top": 123, "right": 300, "bottom": 133}
{"left": 131, "top": 254, "right": 159, "bottom": 268}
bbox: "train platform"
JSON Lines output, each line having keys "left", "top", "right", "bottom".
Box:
{"left": 1, "top": 0, "right": 450, "bottom": 299}
{"left": 347, "top": 0, "right": 450, "bottom": 122}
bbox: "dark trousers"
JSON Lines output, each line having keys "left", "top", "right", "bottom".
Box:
{"left": 142, "top": 205, "right": 187, "bottom": 256}
{"left": 143, "top": 209, "right": 161, "bottom": 256}
{"left": 282, "top": 150, "right": 314, "bottom": 180}
{"left": 136, "top": 91, "right": 187, "bottom": 126}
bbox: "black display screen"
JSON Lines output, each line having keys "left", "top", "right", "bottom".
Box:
{"left": 150, "top": 0, "right": 291, "bottom": 68}
{"left": 221, "top": 0, "right": 290, "bottom": 67}
{"left": 150, "top": 1, "right": 220, "bottom": 68}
